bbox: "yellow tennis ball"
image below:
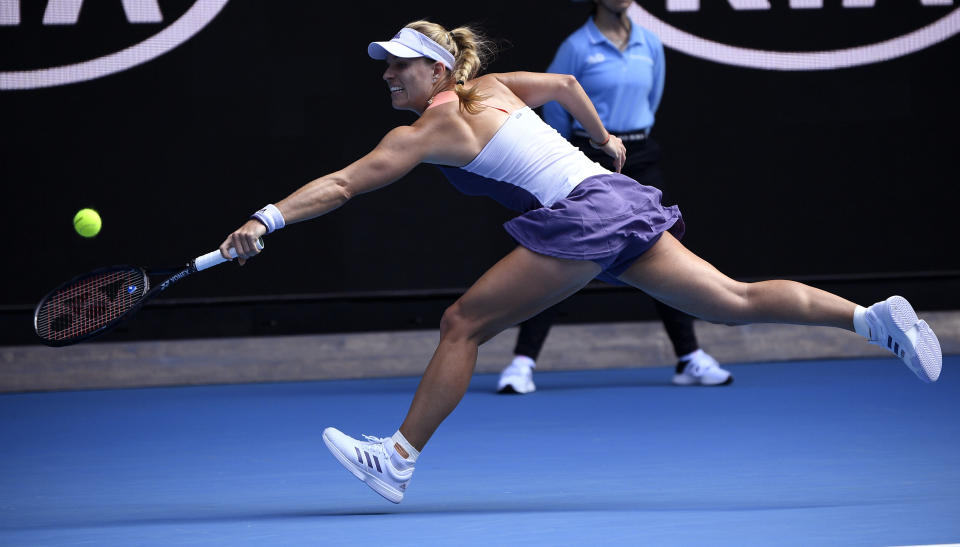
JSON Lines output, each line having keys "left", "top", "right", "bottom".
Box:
{"left": 73, "top": 208, "right": 102, "bottom": 238}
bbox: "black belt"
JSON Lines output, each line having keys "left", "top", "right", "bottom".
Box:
{"left": 573, "top": 129, "right": 648, "bottom": 142}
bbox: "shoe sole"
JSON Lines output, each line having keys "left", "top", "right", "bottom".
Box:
{"left": 672, "top": 374, "right": 734, "bottom": 386}
{"left": 322, "top": 430, "right": 403, "bottom": 504}
{"left": 497, "top": 375, "right": 535, "bottom": 394}
{"left": 882, "top": 296, "right": 942, "bottom": 383}
{"left": 497, "top": 383, "right": 535, "bottom": 394}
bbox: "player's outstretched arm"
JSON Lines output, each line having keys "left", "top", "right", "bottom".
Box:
{"left": 220, "top": 125, "right": 428, "bottom": 263}
{"left": 278, "top": 126, "right": 426, "bottom": 223}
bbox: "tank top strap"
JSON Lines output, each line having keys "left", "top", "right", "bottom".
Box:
{"left": 426, "top": 90, "right": 458, "bottom": 110}
{"left": 481, "top": 103, "right": 509, "bottom": 114}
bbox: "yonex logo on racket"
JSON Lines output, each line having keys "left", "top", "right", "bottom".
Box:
{"left": 159, "top": 269, "right": 191, "bottom": 290}
{"left": 0, "top": 0, "right": 231, "bottom": 90}
{"left": 628, "top": 2, "right": 960, "bottom": 71}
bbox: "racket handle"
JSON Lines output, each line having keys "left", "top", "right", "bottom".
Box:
{"left": 194, "top": 238, "right": 264, "bottom": 271}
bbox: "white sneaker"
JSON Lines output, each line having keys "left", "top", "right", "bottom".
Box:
{"left": 673, "top": 350, "right": 733, "bottom": 386}
{"left": 864, "top": 296, "right": 941, "bottom": 383}
{"left": 322, "top": 427, "right": 414, "bottom": 504}
{"left": 497, "top": 356, "right": 536, "bottom": 394}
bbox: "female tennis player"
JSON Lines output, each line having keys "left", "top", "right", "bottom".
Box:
{"left": 219, "top": 21, "right": 942, "bottom": 504}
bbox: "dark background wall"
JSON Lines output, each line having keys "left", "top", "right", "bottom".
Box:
{"left": 2, "top": 1, "right": 958, "bottom": 345}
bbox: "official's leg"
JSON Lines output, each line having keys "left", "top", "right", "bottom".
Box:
{"left": 652, "top": 299, "right": 733, "bottom": 385}
{"left": 399, "top": 247, "right": 602, "bottom": 449}
{"left": 513, "top": 305, "right": 561, "bottom": 361}
{"left": 617, "top": 232, "right": 856, "bottom": 329}
{"left": 653, "top": 300, "right": 699, "bottom": 356}
{"left": 496, "top": 305, "right": 560, "bottom": 394}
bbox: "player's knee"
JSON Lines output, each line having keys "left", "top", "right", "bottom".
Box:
{"left": 439, "top": 302, "right": 474, "bottom": 341}
{"left": 726, "top": 281, "right": 766, "bottom": 322}
{"left": 699, "top": 281, "right": 752, "bottom": 324}
{"left": 440, "top": 302, "right": 498, "bottom": 345}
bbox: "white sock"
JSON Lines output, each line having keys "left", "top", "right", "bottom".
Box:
{"left": 390, "top": 431, "right": 419, "bottom": 469}
{"left": 853, "top": 305, "right": 870, "bottom": 338}
{"left": 511, "top": 355, "right": 536, "bottom": 369}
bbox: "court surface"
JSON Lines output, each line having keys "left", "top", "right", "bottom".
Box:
{"left": 2, "top": 356, "right": 958, "bottom": 546}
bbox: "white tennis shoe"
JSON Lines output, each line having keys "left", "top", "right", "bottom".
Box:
{"left": 322, "top": 427, "right": 414, "bottom": 504}
{"left": 864, "top": 296, "right": 941, "bottom": 383}
{"left": 673, "top": 350, "right": 733, "bottom": 386}
{"left": 497, "top": 358, "right": 536, "bottom": 394}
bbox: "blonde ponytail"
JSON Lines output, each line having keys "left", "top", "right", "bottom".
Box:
{"left": 404, "top": 20, "right": 496, "bottom": 114}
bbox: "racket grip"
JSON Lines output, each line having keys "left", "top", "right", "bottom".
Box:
{"left": 194, "top": 238, "right": 264, "bottom": 271}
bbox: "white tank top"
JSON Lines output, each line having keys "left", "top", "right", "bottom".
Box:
{"left": 460, "top": 107, "right": 609, "bottom": 207}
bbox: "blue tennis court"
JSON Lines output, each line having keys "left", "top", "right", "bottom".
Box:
{"left": 2, "top": 356, "right": 958, "bottom": 546}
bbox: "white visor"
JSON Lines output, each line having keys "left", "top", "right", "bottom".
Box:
{"left": 368, "top": 27, "right": 455, "bottom": 71}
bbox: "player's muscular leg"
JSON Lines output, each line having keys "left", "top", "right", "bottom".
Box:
{"left": 399, "top": 247, "right": 601, "bottom": 449}
{"left": 616, "top": 232, "right": 856, "bottom": 330}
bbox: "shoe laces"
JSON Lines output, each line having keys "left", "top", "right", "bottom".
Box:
{"left": 362, "top": 434, "right": 389, "bottom": 444}
{"left": 363, "top": 435, "right": 414, "bottom": 477}
{"left": 361, "top": 434, "right": 391, "bottom": 456}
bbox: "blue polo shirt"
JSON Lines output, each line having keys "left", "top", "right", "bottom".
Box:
{"left": 543, "top": 17, "right": 665, "bottom": 138}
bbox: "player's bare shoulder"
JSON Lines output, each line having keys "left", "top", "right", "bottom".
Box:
{"left": 411, "top": 104, "right": 477, "bottom": 165}
{"left": 414, "top": 101, "right": 472, "bottom": 140}
{"left": 470, "top": 74, "right": 527, "bottom": 110}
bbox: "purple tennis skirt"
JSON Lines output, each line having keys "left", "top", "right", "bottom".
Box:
{"left": 503, "top": 172, "right": 685, "bottom": 284}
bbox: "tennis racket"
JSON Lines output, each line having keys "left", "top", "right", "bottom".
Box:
{"left": 33, "top": 238, "right": 263, "bottom": 347}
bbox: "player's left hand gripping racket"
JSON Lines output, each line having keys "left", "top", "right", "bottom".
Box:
{"left": 33, "top": 238, "right": 264, "bottom": 346}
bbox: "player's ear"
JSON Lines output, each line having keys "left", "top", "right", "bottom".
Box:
{"left": 432, "top": 62, "right": 446, "bottom": 82}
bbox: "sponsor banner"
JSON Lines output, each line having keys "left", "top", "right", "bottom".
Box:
{"left": 629, "top": 2, "right": 960, "bottom": 70}
{"left": 1, "top": 0, "right": 230, "bottom": 90}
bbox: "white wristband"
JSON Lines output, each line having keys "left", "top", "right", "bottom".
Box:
{"left": 251, "top": 204, "right": 285, "bottom": 233}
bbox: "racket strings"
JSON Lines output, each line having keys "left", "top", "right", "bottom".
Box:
{"left": 36, "top": 269, "right": 146, "bottom": 342}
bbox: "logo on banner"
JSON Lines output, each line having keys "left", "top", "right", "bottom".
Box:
{"left": 0, "top": 0, "right": 231, "bottom": 90}
{"left": 628, "top": 2, "right": 960, "bottom": 70}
